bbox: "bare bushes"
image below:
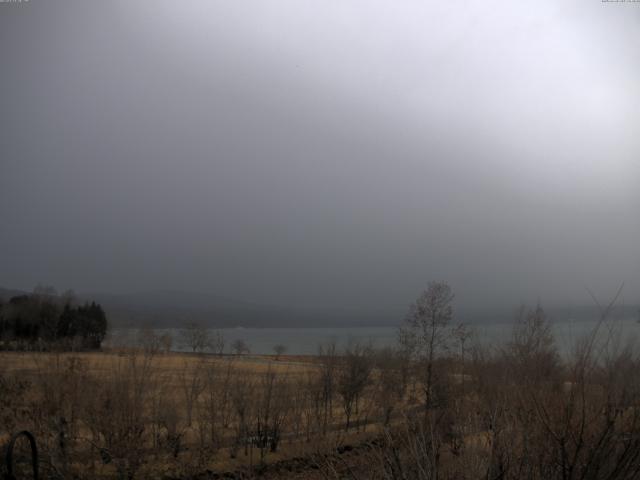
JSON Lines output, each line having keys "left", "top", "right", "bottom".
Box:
{"left": 317, "top": 342, "right": 339, "bottom": 435}
{"left": 0, "top": 368, "right": 29, "bottom": 435}
{"left": 199, "top": 358, "right": 234, "bottom": 451}
{"left": 83, "top": 350, "right": 160, "bottom": 479}
{"left": 28, "top": 354, "right": 91, "bottom": 477}
{"left": 3, "top": 288, "right": 640, "bottom": 480}
{"left": 507, "top": 311, "right": 640, "bottom": 480}
{"left": 337, "top": 343, "right": 373, "bottom": 431}
{"left": 506, "top": 304, "right": 561, "bottom": 386}
{"left": 373, "top": 348, "right": 409, "bottom": 426}
{"left": 347, "top": 300, "right": 640, "bottom": 480}
{"left": 254, "top": 368, "right": 290, "bottom": 459}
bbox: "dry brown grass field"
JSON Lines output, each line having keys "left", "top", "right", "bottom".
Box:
{"left": 0, "top": 348, "right": 414, "bottom": 479}
{"left": 3, "top": 297, "right": 640, "bottom": 479}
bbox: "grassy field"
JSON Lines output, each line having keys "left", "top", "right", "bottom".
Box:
{"left": 0, "top": 351, "right": 316, "bottom": 378}
{"left": 3, "top": 307, "right": 640, "bottom": 480}
{"left": 0, "top": 349, "right": 405, "bottom": 479}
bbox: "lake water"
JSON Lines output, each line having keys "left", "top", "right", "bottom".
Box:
{"left": 108, "top": 317, "right": 640, "bottom": 356}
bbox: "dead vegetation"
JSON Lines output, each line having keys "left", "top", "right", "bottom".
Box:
{"left": 2, "top": 284, "right": 640, "bottom": 479}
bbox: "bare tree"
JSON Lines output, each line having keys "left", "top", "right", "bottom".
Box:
{"left": 253, "top": 368, "right": 290, "bottom": 462}
{"left": 451, "top": 322, "right": 473, "bottom": 395}
{"left": 178, "top": 358, "right": 205, "bottom": 427}
{"left": 317, "top": 341, "right": 338, "bottom": 435}
{"left": 200, "top": 358, "right": 234, "bottom": 450}
{"left": 399, "top": 281, "right": 454, "bottom": 412}
{"left": 211, "top": 329, "right": 225, "bottom": 356}
{"left": 60, "top": 289, "right": 76, "bottom": 306}
{"left": 337, "top": 342, "right": 373, "bottom": 431}
{"left": 229, "top": 374, "right": 255, "bottom": 458}
{"left": 506, "top": 304, "right": 559, "bottom": 385}
{"left": 373, "top": 348, "right": 407, "bottom": 425}
{"left": 231, "top": 339, "right": 250, "bottom": 356}
{"left": 136, "top": 327, "right": 162, "bottom": 355}
{"left": 273, "top": 344, "right": 286, "bottom": 360}
{"left": 159, "top": 332, "right": 173, "bottom": 354}
{"left": 180, "top": 322, "right": 211, "bottom": 353}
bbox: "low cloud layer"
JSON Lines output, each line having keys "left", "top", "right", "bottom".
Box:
{"left": 1, "top": 0, "right": 638, "bottom": 315}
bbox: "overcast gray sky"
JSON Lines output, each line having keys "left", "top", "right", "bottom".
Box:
{"left": 1, "top": 0, "right": 638, "bottom": 312}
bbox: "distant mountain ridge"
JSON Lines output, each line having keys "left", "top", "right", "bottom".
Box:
{"left": 0, "top": 287, "right": 29, "bottom": 301}
{"left": 1, "top": 287, "right": 638, "bottom": 329}
{"left": 85, "top": 290, "right": 400, "bottom": 328}
{"left": 1, "top": 286, "right": 398, "bottom": 328}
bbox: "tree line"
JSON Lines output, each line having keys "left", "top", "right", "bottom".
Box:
{"left": 0, "top": 286, "right": 108, "bottom": 350}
